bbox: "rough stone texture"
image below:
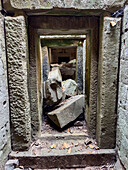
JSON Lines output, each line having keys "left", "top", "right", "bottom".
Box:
{"left": 116, "top": 5, "right": 128, "bottom": 170}
{"left": 43, "top": 79, "right": 63, "bottom": 108}
{"left": 5, "top": 159, "right": 19, "bottom": 170}
{"left": 48, "top": 67, "right": 62, "bottom": 83}
{"left": 97, "top": 17, "right": 121, "bottom": 148}
{"left": 83, "top": 40, "right": 86, "bottom": 94}
{"left": 0, "top": 13, "right": 11, "bottom": 168}
{"left": 9, "top": 148, "right": 116, "bottom": 169}
{"left": 29, "top": 26, "right": 42, "bottom": 137}
{"left": 86, "top": 24, "right": 98, "bottom": 138}
{"left": 59, "top": 63, "right": 76, "bottom": 81}
{"left": 48, "top": 95, "right": 84, "bottom": 128}
{"left": 4, "top": 0, "right": 126, "bottom": 10}
{"left": 114, "top": 158, "right": 125, "bottom": 170}
{"left": 5, "top": 16, "right": 31, "bottom": 151}
{"left": 63, "top": 79, "right": 77, "bottom": 96}
{"left": 42, "top": 46, "right": 49, "bottom": 81}
{"left": 77, "top": 46, "right": 83, "bottom": 93}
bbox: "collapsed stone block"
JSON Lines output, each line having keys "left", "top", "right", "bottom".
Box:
{"left": 62, "top": 79, "right": 77, "bottom": 96}
{"left": 59, "top": 62, "right": 76, "bottom": 81}
{"left": 43, "top": 68, "right": 64, "bottom": 110}
{"left": 47, "top": 95, "right": 85, "bottom": 128}
{"left": 48, "top": 67, "right": 62, "bottom": 84}
{"left": 43, "top": 79, "right": 63, "bottom": 108}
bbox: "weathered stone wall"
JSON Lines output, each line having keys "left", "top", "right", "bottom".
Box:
{"left": 5, "top": 16, "right": 31, "bottom": 151}
{"left": 97, "top": 17, "right": 121, "bottom": 148}
{"left": 0, "top": 13, "right": 11, "bottom": 168}
{"left": 117, "top": 5, "right": 128, "bottom": 169}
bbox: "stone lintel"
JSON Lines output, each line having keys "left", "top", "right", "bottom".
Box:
{"left": 3, "top": 0, "right": 127, "bottom": 11}
{"left": 40, "top": 35, "right": 86, "bottom": 40}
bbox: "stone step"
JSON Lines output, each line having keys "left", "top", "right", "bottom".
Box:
{"left": 9, "top": 145, "right": 116, "bottom": 169}
{"left": 40, "top": 132, "right": 88, "bottom": 141}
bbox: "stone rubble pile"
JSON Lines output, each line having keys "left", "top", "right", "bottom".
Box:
{"left": 51, "top": 59, "right": 76, "bottom": 80}
{"left": 43, "top": 66, "right": 85, "bottom": 128}
{"left": 62, "top": 79, "right": 77, "bottom": 96}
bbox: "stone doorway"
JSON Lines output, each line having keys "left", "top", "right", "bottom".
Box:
{"left": 41, "top": 34, "right": 88, "bottom": 142}
{"left": 5, "top": 14, "right": 121, "bottom": 153}
{"left": 28, "top": 16, "right": 99, "bottom": 143}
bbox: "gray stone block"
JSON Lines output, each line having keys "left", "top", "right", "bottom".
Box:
{"left": 114, "top": 158, "right": 125, "bottom": 170}
{"left": 77, "top": 46, "right": 83, "bottom": 92}
{"left": 63, "top": 79, "right": 77, "bottom": 96}
{"left": 0, "top": 13, "right": 11, "bottom": 167}
{"left": 4, "top": 0, "right": 126, "bottom": 11}
{"left": 97, "top": 17, "right": 121, "bottom": 148}
{"left": 48, "top": 67, "right": 62, "bottom": 83}
{"left": 5, "top": 159, "right": 19, "bottom": 170}
{"left": 43, "top": 79, "right": 63, "bottom": 108}
{"left": 42, "top": 46, "right": 49, "bottom": 81}
{"left": 5, "top": 16, "right": 31, "bottom": 150}
{"left": 123, "top": 5, "right": 128, "bottom": 33}
{"left": 116, "top": 5, "right": 128, "bottom": 170}
{"left": 48, "top": 95, "right": 84, "bottom": 128}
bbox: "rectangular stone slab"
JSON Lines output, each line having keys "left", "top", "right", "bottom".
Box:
{"left": 47, "top": 95, "right": 84, "bottom": 128}
{"left": 96, "top": 17, "right": 121, "bottom": 149}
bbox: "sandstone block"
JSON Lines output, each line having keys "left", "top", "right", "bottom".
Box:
{"left": 42, "top": 46, "right": 49, "bottom": 81}
{"left": 43, "top": 79, "right": 63, "bottom": 109}
{"left": 48, "top": 95, "right": 84, "bottom": 128}
{"left": 62, "top": 79, "right": 77, "bottom": 96}
{"left": 0, "top": 14, "right": 11, "bottom": 167}
{"left": 5, "top": 16, "right": 31, "bottom": 150}
{"left": 5, "top": 159, "right": 19, "bottom": 170}
{"left": 77, "top": 46, "right": 83, "bottom": 92}
{"left": 5, "top": 0, "right": 126, "bottom": 11}
{"left": 97, "top": 17, "right": 121, "bottom": 148}
{"left": 60, "top": 66, "right": 76, "bottom": 80}
{"left": 48, "top": 67, "right": 62, "bottom": 84}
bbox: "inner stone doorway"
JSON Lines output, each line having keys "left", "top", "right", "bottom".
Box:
{"left": 41, "top": 34, "right": 92, "bottom": 152}
{"left": 28, "top": 16, "right": 99, "bottom": 150}
{"left": 31, "top": 33, "right": 99, "bottom": 162}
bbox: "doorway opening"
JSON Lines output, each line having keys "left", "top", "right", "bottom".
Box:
{"left": 28, "top": 16, "right": 99, "bottom": 152}
{"left": 50, "top": 47, "right": 76, "bottom": 81}
{"left": 41, "top": 35, "right": 89, "bottom": 139}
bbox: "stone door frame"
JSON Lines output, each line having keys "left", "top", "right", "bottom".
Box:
{"left": 5, "top": 14, "right": 121, "bottom": 150}
{"left": 40, "top": 34, "right": 86, "bottom": 93}
{"left": 28, "top": 15, "right": 99, "bottom": 140}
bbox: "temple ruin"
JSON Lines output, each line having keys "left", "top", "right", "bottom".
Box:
{"left": 0, "top": 0, "right": 128, "bottom": 169}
